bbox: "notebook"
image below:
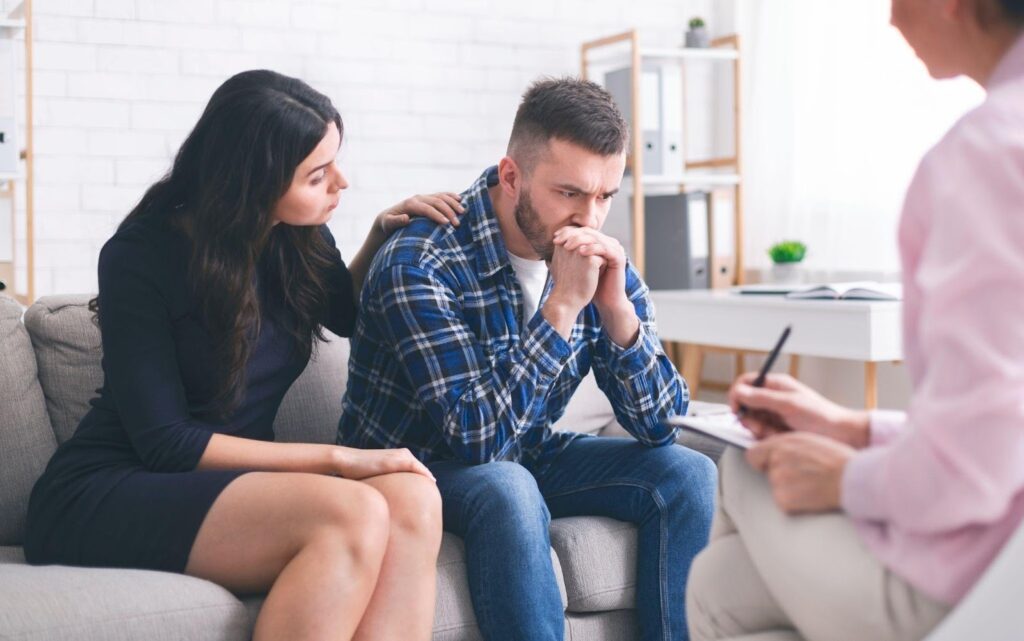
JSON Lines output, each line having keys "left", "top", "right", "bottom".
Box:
{"left": 785, "top": 281, "right": 901, "bottom": 301}
{"left": 663, "top": 413, "right": 755, "bottom": 450}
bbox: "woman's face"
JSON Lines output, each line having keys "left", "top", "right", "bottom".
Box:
{"left": 272, "top": 121, "right": 348, "bottom": 227}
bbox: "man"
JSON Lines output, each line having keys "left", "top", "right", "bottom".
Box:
{"left": 339, "top": 77, "right": 716, "bottom": 641}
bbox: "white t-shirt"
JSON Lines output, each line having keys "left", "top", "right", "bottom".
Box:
{"left": 507, "top": 251, "right": 549, "bottom": 324}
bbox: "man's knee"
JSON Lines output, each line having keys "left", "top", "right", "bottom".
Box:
{"left": 463, "top": 462, "right": 550, "bottom": 530}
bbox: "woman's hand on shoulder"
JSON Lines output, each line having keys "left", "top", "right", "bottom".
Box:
{"left": 377, "top": 192, "right": 465, "bottom": 236}
{"left": 331, "top": 446, "right": 436, "bottom": 481}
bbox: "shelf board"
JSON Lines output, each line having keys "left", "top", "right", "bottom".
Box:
{"left": 0, "top": 18, "right": 25, "bottom": 28}
{"left": 587, "top": 46, "right": 738, "bottom": 69}
{"left": 642, "top": 173, "right": 740, "bottom": 187}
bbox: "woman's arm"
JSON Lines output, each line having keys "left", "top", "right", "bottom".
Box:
{"left": 198, "top": 433, "right": 435, "bottom": 480}
{"left": 346, "top": 192, "right": 464, "bottom": 302}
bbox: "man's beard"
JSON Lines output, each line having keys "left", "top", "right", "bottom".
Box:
{"left": 513, "top": 189, "right": 554, "bottom": 262}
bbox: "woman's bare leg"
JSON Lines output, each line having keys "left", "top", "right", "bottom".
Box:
{"left": 352, "top": 472, "right": 443, "bottom": 641}
{"left": 185, "top": 472, "right": 391, "bottom": 641}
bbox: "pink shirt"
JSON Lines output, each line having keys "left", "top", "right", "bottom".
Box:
{"left": 841, "top": 34, "right": 1024, "bottom": 606}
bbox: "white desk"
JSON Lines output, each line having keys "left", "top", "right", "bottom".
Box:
{"left": 649, "top": 290, "right": 903, "bottom": 408}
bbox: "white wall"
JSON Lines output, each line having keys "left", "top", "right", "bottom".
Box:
{"left": 5, "top": 0, "right": 727, "bottom": 296}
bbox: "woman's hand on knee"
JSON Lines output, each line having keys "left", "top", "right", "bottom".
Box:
{"left": 729, "top": 372, "right": 870, "bottom": 448}
{"left": 332, "top": 446, "right": 436, "bottom": 482}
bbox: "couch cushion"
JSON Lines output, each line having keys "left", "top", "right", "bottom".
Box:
{"left": 23, "top": 295, "right": 103, "bottom": 444}
{"left": 0, "top": 295, "right": 58, "bottom": 545}
{"left": 565, "top": 610, "right": 637, "bottom": 640}
{"left": 0, "top": 564, "right": 250, "bottom": 641}
{"left": 550, "top": 516, "right": 637, "bottom": 613}
{"left": 273, "top": 332, "right": 350, "bottom": 445}
{"left": 552, "top": 371, "right": 618, "bottom": 436}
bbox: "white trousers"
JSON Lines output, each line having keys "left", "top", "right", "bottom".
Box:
{"left": 687, "top": 449, "right": 949, "bottom": 641}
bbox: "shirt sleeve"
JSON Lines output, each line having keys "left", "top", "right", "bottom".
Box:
{"left": 841, "top": 121, "right": 1024, "bottom": 533}
{"left": 374, "top": 262, "right": 573, "bottom": 464}
{"left": 589, "top": 263, "right": 688, "bottom": 447}
{"left": 868, "top": 409, "right": 907, "bottom": 447}
{"left": 97, "top": 234, "right": 217, "bottom": 472}
{"left": 319, "top": 225, "right": 357, "bottom": 337}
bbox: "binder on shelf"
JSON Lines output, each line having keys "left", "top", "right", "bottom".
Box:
{"left": 709, "top": 189, "right": 736, "bottom": 288}
{"left": 605, "top": 64, "right": 684, "bottom": 178}
{"left": 644, "top": 192, "right": 710, "bottom": 290}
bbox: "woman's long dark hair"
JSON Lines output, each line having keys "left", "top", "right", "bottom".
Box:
{"left": 93, "top": 70, "right": 343, "bottom": 419}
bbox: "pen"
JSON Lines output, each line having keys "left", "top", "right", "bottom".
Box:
{"left": 738, "top": 324, "right": 792, "bottom": 417}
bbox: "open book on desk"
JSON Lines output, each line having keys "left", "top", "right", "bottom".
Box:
{"left": 785, "top": 281, "right": 902, "bottom": 301}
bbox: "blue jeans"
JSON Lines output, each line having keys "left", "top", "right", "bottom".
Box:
{"left": 428, "top": 436, "right": 717, "bottom": 641}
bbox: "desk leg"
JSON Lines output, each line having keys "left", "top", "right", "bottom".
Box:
{"left": 681, "top": 344, "right": 704, "bottom": 400}
{"left": 865, "top": 362, "right": 878, "bottom": 409}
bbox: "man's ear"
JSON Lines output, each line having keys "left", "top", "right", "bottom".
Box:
{"left": 497, "top": 156, "right": 521, "bottom": 199}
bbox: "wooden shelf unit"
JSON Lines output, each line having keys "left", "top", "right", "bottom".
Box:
{"left": 580, "top": 30, "right": 744, "bottom": 285}
{"left": 1, "top": 0, "right": 33, "bottom": 305}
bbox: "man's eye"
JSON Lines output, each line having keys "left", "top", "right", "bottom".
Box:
{"left": 562, "top": 191, "right": 578, "bottom": 198}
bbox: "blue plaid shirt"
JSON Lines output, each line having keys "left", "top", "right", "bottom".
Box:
{"left": 338, "top": 166, "right": 688, "bottom": 472}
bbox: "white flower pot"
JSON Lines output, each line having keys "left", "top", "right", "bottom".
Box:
{"left": 770, "top": 262, "right": 803, "bottom": 284}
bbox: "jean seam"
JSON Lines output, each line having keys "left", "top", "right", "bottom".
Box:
{"left": 541, "top": 479, "right": 672, "bottom": 641}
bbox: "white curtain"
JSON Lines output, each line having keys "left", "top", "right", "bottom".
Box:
{"left": 738, "top": 0, "right": 983, "bottom": 274}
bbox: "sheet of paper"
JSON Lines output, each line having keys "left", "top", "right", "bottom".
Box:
{"left": 664, "top": 413, "right": 756, "bottom": 450}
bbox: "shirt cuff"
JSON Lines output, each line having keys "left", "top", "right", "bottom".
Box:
{"left": 523, "top": 311, "right": 573, "bottom": 379}
{"left": 603, "top": 321, "right": 659, "bottom": 381}
{"left": 869, "top": 409, "right": 907, "bottom": 447}
{"left": 841, "top": 445, "right": 891, "bottom": 522}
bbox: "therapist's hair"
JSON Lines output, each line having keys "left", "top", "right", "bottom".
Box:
{"left": 507, "top": 77, "right": 629, "bottom": 173}
{"left": 92, "top": 70, "right": 343, "bottom": 419}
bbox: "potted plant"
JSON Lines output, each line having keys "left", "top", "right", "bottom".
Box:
{"left": 686, "top": 17, "right": 710, "bottom": 48}
{"left": 768, "top": 240, "right": 807, "bottom": 284}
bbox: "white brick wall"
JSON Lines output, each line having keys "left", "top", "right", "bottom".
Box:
{"left": 6, "top": 0, "right": 725, "bottom": 296}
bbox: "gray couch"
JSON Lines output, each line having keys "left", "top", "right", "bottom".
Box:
{"left": 0, "top": 293, "right": 722, "bottom": 641}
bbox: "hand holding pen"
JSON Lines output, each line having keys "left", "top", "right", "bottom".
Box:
{"left": 729, "top": 327, "right": 872, "bottom": 447}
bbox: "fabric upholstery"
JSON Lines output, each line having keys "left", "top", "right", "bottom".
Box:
{"left": 273, "top": 332, "right": 350, "bottom": 445}
{"left": 0, "top": 295, "right": 58, "bottom": 545}
{"left": 565, "top": 610, "right": 638, "bottom": 640}
{"left": 550, "top": 516, "right": 638, "bottom": 613}
{"left": 23, "top": 295, "right": 103, "bottom": 444}
{"left": 0, "top": 564, "right": 250, "bottom": 641}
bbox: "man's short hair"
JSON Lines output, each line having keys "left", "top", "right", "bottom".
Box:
{"left": 507, "top": 77, "right": 629, "bottom": 172}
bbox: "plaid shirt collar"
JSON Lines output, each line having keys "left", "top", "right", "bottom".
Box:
{"left": 468, "top": 165, "right": 513, "bottom": 279}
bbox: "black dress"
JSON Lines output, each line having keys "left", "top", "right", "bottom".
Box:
{"left": 24, "top": 214, "right": 356, "bottom": 573}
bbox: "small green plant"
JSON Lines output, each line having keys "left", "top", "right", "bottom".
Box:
{"left": 689, "top": 17, "right": 705, "bottom": 29}
{"left": 768, "top": 241, "right": 807, "bottom": 264}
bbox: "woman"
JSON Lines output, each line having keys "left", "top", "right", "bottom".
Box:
{"left": 25, "top": 70, "right": 463, "bottom": 641}
{"left": 687, "top": 1, "right": 1024, "bottom": 640}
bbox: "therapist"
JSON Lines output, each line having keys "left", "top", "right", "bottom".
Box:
{"left": 686, "top": 1, "right": 1024, "bottom": 640}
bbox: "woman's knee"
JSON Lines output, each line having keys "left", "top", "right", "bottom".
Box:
{"left": 368, "top": 473, "right": 443, "bottom": 542}
{"left": 309, "top": 478, "right": 391, "bottom": 565}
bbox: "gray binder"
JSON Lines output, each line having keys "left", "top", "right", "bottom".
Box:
{"left": 644, "top": 192, "right": 710, "bottom": 290}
